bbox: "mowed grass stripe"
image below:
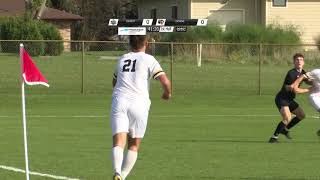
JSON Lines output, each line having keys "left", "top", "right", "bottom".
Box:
{"left": 1, "top": 52, "right": 320, "bottom": 179}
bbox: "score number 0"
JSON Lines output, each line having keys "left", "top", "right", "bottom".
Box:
{"left": 142, "top": 19, "right": 153, "bottom": 26}
{"left": 197, "top": 19, "right": 208, "bottom": 26}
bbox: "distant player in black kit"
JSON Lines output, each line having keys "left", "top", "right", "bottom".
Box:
{"left": 269, "top": 53, "right": 312, "bottom": 143}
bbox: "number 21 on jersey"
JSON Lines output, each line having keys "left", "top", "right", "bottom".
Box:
{"left": 122, "top": 59, "right": 137, "bottom": 72}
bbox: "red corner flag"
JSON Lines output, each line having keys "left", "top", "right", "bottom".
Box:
{"left": 20, "top": 44, "right": 49, "bottom": 180}
{"left": 22, "top": 48, "right": 49, "bottom": 87}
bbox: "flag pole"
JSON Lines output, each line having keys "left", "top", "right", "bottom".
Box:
{"left": 20, "top": 43, "right": 30, "bottom": 180}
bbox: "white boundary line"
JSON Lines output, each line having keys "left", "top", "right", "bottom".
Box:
{"left": 0, "top": 165, "right": 80, "bottom": 180}
{"left": 0, "top": 114, "right": 319, "bottom": 118}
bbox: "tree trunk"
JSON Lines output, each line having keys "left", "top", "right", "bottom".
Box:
{"left": 36, "top": 0, "right": 47, "bottom": 19}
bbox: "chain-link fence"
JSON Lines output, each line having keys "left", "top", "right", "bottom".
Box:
{"left": 1, "top": 40, "right": 320, "bottom": 96}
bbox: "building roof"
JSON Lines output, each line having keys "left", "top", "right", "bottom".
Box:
{"left": 0, "top": 1, "right": 83, "bottom": 21}
{"left": 40, "top": 7, "right": 84, "bottom": 21}
{"left": 0, "top": 0, "right": 25, "bottom": 16}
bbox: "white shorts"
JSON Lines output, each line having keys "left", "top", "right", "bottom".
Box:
{"left": 110, "top": 96, "right": 151, "bottom": 138}
{"left": 309, "top": 93, "right": 320, "bottom": 112}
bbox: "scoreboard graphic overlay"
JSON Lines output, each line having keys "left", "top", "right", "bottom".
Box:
{"left": 108, "top": 19, "right": 208, "bottom": 35}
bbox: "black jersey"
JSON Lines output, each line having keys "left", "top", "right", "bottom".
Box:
{"left": 277, "top": 68, "right": 306, "bottom": 100}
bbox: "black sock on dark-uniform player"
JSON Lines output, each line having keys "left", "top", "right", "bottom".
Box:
{"left": 287, "top": 117, "right": 301, "bottom": 129}
{"left": 273, "top": 121, "right": 286, "bottom": 137}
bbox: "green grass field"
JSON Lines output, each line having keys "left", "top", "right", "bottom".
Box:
{"left": 0, "top": 52, "right": 320, "bottom": 180}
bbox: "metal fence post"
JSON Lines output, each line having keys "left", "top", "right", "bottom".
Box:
{"left": 151, "top": 38, "right": 155, "bottom": 56}
{"left": 170, "top": 42, "right": 174, "bottom": 96}
{"left": 258, "top": 43, "right": 262, "bottom": 96}
{"left": 196, "top": 43, "right": 199, "bottom": 66}
{"left": 81, "top": 41, "right": 85, "bottom": 94}
{"left": 198, "top": 43, "right": 202, "bottom": 67}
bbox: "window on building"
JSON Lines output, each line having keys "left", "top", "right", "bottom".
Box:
{"left": 151, "top": 8, "right": 157, "bottom": 19}
{"left": 272, "top": 0, "right": 287, "bottom": 7}
{"left": 172, "top": 6, "right": 178, "bottom": 19}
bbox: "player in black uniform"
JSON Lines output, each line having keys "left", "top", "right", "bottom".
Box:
{"left": 269, "top": 53, "right": 311, "bottom": 143}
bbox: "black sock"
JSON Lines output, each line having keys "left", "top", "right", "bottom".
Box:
{"left": 287, "top": 117, "right": 301, "bottom": 129}
{"left": 282, "top": 127, "right": 289, "bottom": 134}
{"left": 273, "top": 121, "right": 286, "bottom": 137}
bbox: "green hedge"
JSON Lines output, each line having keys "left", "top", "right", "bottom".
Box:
{"left": 0, "top": 16, "right": 44, "bottom": 56}
{"left": 162, "top": 23, "right": 300, "bottom": 44}
{"left": 222, "top": 24, "right": 301, "bottom": 62}
{"left": 163, "top": 24, "right": 223, "bottom": 42}
{"left": 263, "top": 25, "right": 300, "bottom": 44}
{"left": 160, "top": 23, "right": 302, "bottom": 64}
{"left": 0, "top": 16, "right": 63, "bottom": 56}
{"left": 37, "top": 21, "right": 64, "bottom": 56}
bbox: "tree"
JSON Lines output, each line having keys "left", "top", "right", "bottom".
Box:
{"left": 47, "top": 0, "right": 77, "bottom": 12}
{"left": 24, "top": 0, "right": 138, "bottom": 41}
{"left": 25, "top": 0, "right": 43, "bottom": 18}
{"left": 47, "top": 0, "right": 137, "bottom": 40}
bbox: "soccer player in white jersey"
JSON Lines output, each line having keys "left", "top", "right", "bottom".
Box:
{"left": 110, "top": 35, "right": 171, "bottom": 180}
{"left": 291, "top": 69, "right": 320, "bottom": 136}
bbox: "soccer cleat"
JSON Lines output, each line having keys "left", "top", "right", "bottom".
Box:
{"left": 268, "top": 137, "right": 279, "bottom": 143}
{"left": 280, "top": 129, "right": 292, "bottom": 139}
{"left": 317, "top": 129, "right": 320, "bottom": 137}
{"left": 113, "top": 173, "right": 122, "bottom": 180}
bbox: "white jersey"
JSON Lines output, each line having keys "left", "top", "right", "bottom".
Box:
{"left": 309, "top": 69, "right": 320, "bottom": 93}
{"left": 112, "top": 52, "right": 165, "bottom": 100}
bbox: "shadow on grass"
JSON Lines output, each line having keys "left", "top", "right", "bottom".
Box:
{"left": 175, "top": 139, "right": 319, "bottom": 144}
{"left": 176, "top": 175, "right": 318, "bottom": 180}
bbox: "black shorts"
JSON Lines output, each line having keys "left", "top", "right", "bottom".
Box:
{"left": 275, "top": 95, "right": 299, "bottom": 112}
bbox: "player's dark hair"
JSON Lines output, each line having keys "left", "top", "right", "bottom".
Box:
{"left": 129, "top": 35, "right": 147, "bottom": 50}
{"left": 293, "top": 53, "right": 304, "bottom": 60}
